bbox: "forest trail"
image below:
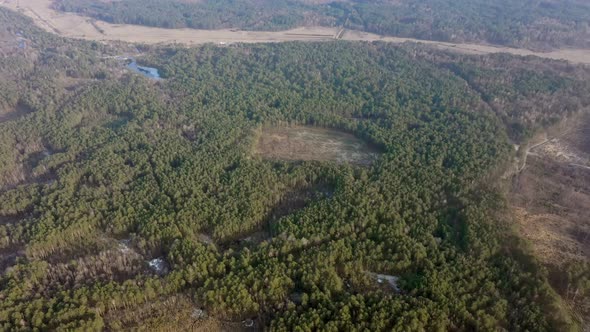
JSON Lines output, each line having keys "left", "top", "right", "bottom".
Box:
{"left": 518, "top": 129, "right": 576, "bottom": 173}
{"left": 519, "top": 113, "right": 590, "bottom": 173}
{"left": 518, "top": 137, "right": 552, "bottom": 172}
{"left": 2, "top": 0, "right": 590, "bottom": 64}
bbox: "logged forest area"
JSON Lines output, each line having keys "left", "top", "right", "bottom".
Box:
{"left": 0, "top": 3, "right": 590, "bottom": 331}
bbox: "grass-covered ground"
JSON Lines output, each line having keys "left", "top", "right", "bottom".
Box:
{"left": 255, "top": 126, "right": 379, "bottom": 165}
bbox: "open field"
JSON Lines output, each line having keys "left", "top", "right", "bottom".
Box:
{"left": 511, "top": 145, "right": 590, "bottom": 327}
{"left": 2, "top": 0, "right": 590, "bottom": 64}
{"left": 255, "top": 126, "right": 379, "bottom": 165}
{"left": 510, "top": 114, "right": 590, "bottom": 327}
{"left": 512, "top": 158, "right": 590, "bottom": 264}
{"left": 526, "top": 113, "right": 590, "bottom": 169}
{"left": 511, "top": 114, "right": 590, "bottom": 266}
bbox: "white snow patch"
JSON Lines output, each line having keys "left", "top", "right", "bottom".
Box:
{"left": 370, "top": 273, "right": 400, "bottom": 292}
{"left": 191, "top": 308, "right": 206, "bottom": 319}
{"left": 118, "top": 239, "right": 132, "bottom": 254}
{"left": 148, "top": 257, "right": 170, "bottom": 275}
{"left": 242, "top": 319, "right": 255, "bottom": 327}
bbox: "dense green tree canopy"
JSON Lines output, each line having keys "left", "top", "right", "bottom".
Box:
{"left": 0, "top": 7, "right": 589, "bottom": 331}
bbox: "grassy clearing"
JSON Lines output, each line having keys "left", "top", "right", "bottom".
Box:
{"left": 512, "top": 114, "right": 590, "bottom": 266}
{"left": 254, "top": 126, "right": 380, "bottom": 165}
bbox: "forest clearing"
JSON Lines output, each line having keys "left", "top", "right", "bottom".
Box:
{"left": 2, "top": 0, "right": 590, "bottom": 64}
{"left": 510, "top": 114, "right": 590, "bottom": 319}
{"left": 255, "top": 126, "right": 379, "bottom": 165}
{"left": 512, "top": 114, "right": 590, "bottom": 263}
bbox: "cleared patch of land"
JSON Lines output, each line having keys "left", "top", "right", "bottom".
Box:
{"left": 2, "top": 0, "right": 590, "bottom": 64}
{"left": 511, "top": 113, "right": 590, "bottom": 266}
{"left": 512, "top": 158, "right": 590, "bottom": 264}
{"left": 510, "top": 115, "right": 590, "bottom": 327}
{"left": 255, "top": 126, "right": 379, "bottom": 165}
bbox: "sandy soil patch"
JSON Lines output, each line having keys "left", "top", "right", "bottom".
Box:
{"left": 343, "top": 29, "right": 590, "bottom": 64}
{"left": 2, "top": 0, "right": 590, "bottom": 64}
{"left": 255, "top": 126, "right": 379, "bottom": 165}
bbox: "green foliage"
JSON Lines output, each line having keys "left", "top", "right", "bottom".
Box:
{"left": 54, "top": 0, "right": 590, "bottom": 49}
{"left": 1, "top": 7, "right": 589, "bottom": 331}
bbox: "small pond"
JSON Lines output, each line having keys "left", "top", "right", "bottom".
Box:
{"left": 127, "top": 59, "right": 161, "bottom": 80}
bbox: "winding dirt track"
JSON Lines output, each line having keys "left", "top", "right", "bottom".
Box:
{"left": 3, "top": 0, "right": 590, "bottom": 64}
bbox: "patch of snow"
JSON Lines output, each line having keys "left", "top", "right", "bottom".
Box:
{"left": 191, "top": 308, "right": 206, "bottom": 319}
{"left": 118, "top": 240, "right": 132, "bottom": 254}
{"left": 148, "top": 257, "right": 170, "bottom": 275}
{"left": 198, "top": 233, "right": 213, "bottom": 245}
{"left": 242, "top": 318, "right": 255, "bottom": 328}
{"left": 369, "top": 272, "right": 400, "bottom": 292}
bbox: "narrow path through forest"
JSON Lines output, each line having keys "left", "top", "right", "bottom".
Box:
{"left": 518, "top": 124, "right": 590, "bottom": 172}
{"left": 519, "top": 137, "right": 553, "bottom": 172}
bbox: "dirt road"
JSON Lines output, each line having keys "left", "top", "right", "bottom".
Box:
{"left": 3, "top": 0, "right": 590, "bottom": 64}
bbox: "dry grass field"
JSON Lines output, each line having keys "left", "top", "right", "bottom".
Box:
{"left": 511, "top": 114, "right": 590, "bottom": 266}
{"left": 255, "top": 126, "right": 379, "bottom": 165}
{"left": 510, "top": 114, "right": 590, "bottom": 327}
{"left": 2, "top": 0, "right": 590, "bottom": 64}
{"left": 0, "top": 0, "right": 339, "bottom": 43}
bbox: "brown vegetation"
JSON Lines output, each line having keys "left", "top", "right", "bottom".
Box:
{"left": 512, "top": 113, "right": 590, "bottom": 264}
{"left": 0, "top": 102, "right": 34, "bottom": 124}
{"left": 510, "top": 113, "right": 590, "bottom": 328}
{"left": 2, "top": 0, "right": 590, "bottom": 64}
{"left": 44, "top": 247, "right": 146, "bottom": 291}
{"left": 512, "top": 157, "right": 590, "bottom": 264}
{"left": 254, "top": 126, "right": 379, "bottom": 165}
{"left": 0, "top": 139, "right": 56, "bottom": 190}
